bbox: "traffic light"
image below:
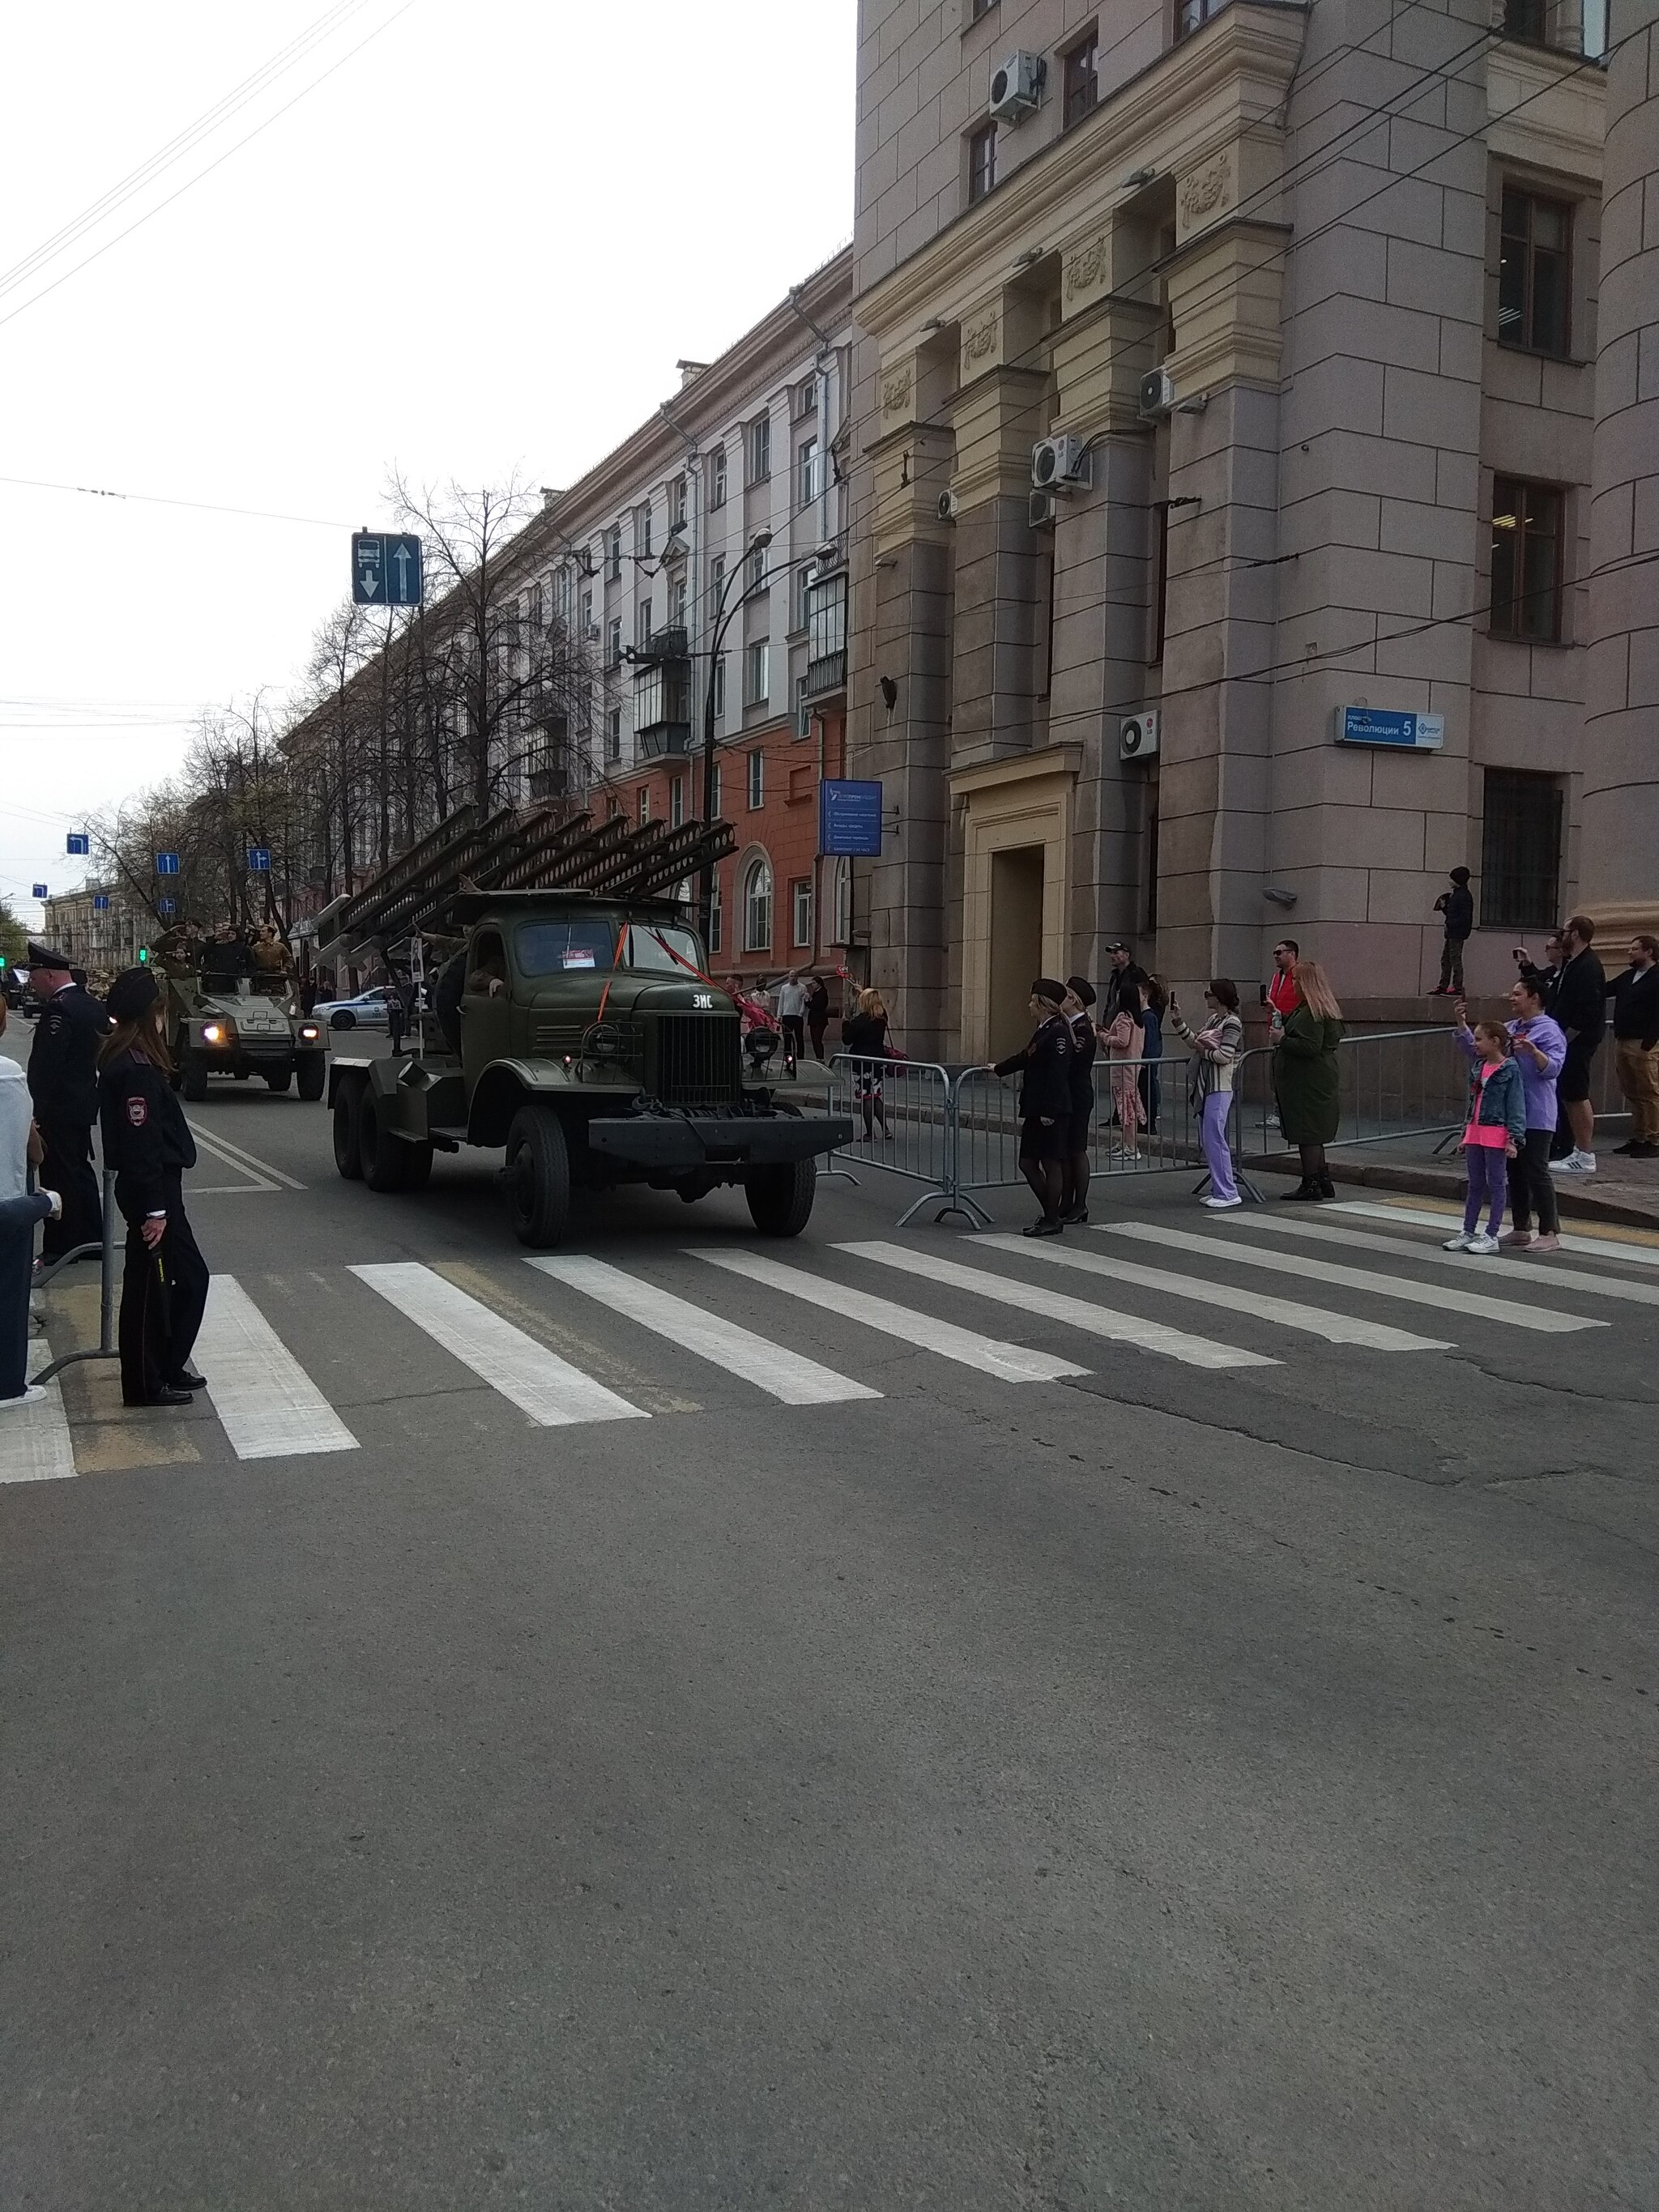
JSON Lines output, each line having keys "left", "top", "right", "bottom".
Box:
{"left": 138, "top": 948, "right": 149, "bottom": 964}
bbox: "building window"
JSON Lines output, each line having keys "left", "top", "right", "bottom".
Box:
{"left": 670, "top": 475, "right": 688, "bottom": 530}
{"left": 637, "top": 502, "right": 653, "bottom": 558}
{"left": 743, "top": 855, "right": 773, "bottom": 952}
{"left": 710, "top": 552, "right": 726, "bottom": 609}
{"left": 638, "top": 784, "right": 650, "bottom": 825}
{"left": 970, "top": 0, "right": 997, "bottom": 18}
{"left": 796, "top": 675, "right": 812, "bottom": 737}
{"left": 747, "top": 749, "right": 765, "bottom": 808}
{"left": 804, "top": 570, "right": 848, "bottom": 695}
{"left": 1490, "top": 478, "right": 1564, "bottom": 641}
{"left": 1175, "top": 0, "right": 1223, "bottom": 36}
{"left": 832, "top": 855, "right": 851, "bottom": 945}
{"left": 708, "top": 876, "right": 722, "bottom": 953}
{"left": 1063, "top": 31, "right": 1099, "bottom": 127}
{"left": 791, "top": 877, "right": 813, "bottom": 948}
{"left": 797, "top": 437, "right": 821, "bottom": 510}
{"left": 607, "top": 796, "right": 622, "bottom": 820}
{"left": 1499, "top": 188, "right": 1571, "bottom": 356}
{"left": 670, "top": 576, "right": 687, "bottom": 629}
{"left": 711, "top": 761, "right": 723, "bottom": 816}
{"left": 749, "top": 414, "right": 770, "bottom": 483}
{"left": 968, "top": 122, "right": 997, "bottom": 205}
{"left": 608, "top": 616, "right": 623, "bottom": 667}
{"left": 747, "top": 542, "right": 769, "bottom": 594}
{"left": 712, "top": 653, "right": 727, "bottom": 718}
{"left": 1481, "top": 769, "right": 1563, "bottom": 930}
{"left": 554, "top": 570, "right": 570, "bottom": 622}
{"left": 797, "top": 374, "right": 819, "bottom": 418}
{"left": 607, "top": 706, "right": 622, "bottom": 761}
{"left": 710, "top": 446, "right": 727, "bottom": 509}
{"left": 794, "top": 564, "right": 814, "bottom": 633}
{"left": 670, "top": 775, "right": 684, "bottom": 828}
{"left": 608, "top": 526, "right": 622, "bottom": 580}
{"left": 638, "top": 596, "right": 653, "bottom": 647}
{"left": 579, "top": 587, "right": 592, "bottom": 637}
{"left": 745, "top": 642, "right": 770, "bottom": 708}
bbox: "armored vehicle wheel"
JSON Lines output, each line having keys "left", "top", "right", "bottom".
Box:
{"left": 358, "top": 1086, "right": 407, "bottom": 1192}
{"left": 296, "top": 1056, "right": 326, "bottom": 1102}
{"left": 264, "top": 1065, "right": 292, "bottom": 1093}
{"left": 181, "top": 1057, "right": 209, "bottom": 1103}
{"left": 506, "top": 1103, "right": 570, "bottom": 1247}
{"left": 333, "top": 1074, "right": 365, "bottom": 1179}
{"left": 745, "top": 1156, "right": 816, "bottom": 1238}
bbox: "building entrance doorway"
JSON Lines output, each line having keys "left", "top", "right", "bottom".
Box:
{"left": 988, "top": 846, "right": 1044, "bottom": 1061}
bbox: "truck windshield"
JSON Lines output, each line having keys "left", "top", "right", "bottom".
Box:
{"left": 627, "top": 923, "right": 703, "bottom": 974}
{"left": 514, "top": 919, "right": 620, "bottom": 975}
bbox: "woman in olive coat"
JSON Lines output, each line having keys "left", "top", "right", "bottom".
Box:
{"left": 1273, "top": 958, "right": 1345, "bottom": 1200}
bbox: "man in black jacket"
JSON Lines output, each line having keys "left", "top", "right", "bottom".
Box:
{"left": 1550, "top": 914, "right": 1607, "bottom": 1175}
{"left": 1513, "top": 932, "right": 1566, "bottom": 1011}
{"left": 1606, "top": 933, "right": 1659, "bottom": 1157}
{"left": 983, "top": 978, "right": 1074, "bottom": 1237}
{"left": 24, "top": 940, "right": 105, "bottom": 1262}
{"left": 1431, "top": 868, "right": 1474, "bottom": 994}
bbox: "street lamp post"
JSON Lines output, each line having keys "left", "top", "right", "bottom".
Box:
{"left": 697, "top": 528, "right": 772, "bottom": 953}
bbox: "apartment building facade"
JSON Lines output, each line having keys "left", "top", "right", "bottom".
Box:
{"left": 848, "top": 0, "right": 1622, "bottom": 1059}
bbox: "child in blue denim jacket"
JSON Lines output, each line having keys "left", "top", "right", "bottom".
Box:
{"left": 1445, "top": 1021, "right": 1527, "bottom": 1254}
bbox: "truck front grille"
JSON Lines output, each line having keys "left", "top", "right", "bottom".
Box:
{"left": 647, "top": 1015, "right": 741, "bottom": 1107}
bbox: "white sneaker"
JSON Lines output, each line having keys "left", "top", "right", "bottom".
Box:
{"left": 1201, "top": 1195, "right": 1243, "bottom": 1209}
{"left": 0, "top": 1384, "right": 49, "bottom": 1409}
{"left": 1550, "top": 1150, "right": 1594, "bottom": 1174}
{"left": 1443, "top": 1230, "right": 1475, "bottom": 1250}
{"left": 1465, "top": 1233, "right": 1501, "bottom": 1255}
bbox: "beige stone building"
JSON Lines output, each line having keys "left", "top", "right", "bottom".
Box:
{"left": 847, "top": 0, "right": 1635, "bottom": 1058}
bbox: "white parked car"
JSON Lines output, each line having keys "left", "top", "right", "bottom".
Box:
{"left": 314, "top": 986, "right": 402, "bottom": 1032}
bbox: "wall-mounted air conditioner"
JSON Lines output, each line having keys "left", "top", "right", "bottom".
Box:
{"left": 989, "top": 51, "right": 1043, "bottom": 123}
{"left": 1120, "top": 709, "right": 1160, "bottom": 761}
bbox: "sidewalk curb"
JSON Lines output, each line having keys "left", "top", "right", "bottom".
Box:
{"left": 1249, "top": 1154, "right": 1659, "bottom": 1235}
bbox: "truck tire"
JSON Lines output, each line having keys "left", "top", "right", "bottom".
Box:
{"left": 358, "top": 1086, "right": 407, "bottom": 1192}
{"left": 296, "top": 1056, "right": 326, "bottom": 1102}
{"left": 181, "top": 1056, "right": 209, "bottom": 1103}
{"left": 334, "top": 1075, "right": 365, "bottom": 1179}
{"left": 264, "top": 1065, "right": 292, "bottom": 1094}
{"left": 745, "top": 1156, "right": 816, "bottom": 1237}
{"left": 505, "top": 1104, "right": 570, "bottom": 1247}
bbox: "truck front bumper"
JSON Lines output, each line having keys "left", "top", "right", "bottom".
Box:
{"left": 586, "top": 1112, "right": 853, "bottom": 1170}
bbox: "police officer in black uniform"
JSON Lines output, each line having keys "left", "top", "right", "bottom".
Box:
{"left": 97, "top": 968, "right": 207, "bottom": 1409}
{"left": 983, "top": 978, "right": 1076, "bottom": 1238}
{"left": 24, "top": 939, "right": 105, "bottom": 1263}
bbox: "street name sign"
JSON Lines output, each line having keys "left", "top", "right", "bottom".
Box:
{"left": 352, "top": 532, "right": 424, "bottom": 607}
{"left": 1333, "top": 705, "right": 1445, "bottom": 750}
{"left": 820, "top": 778, "right": 884, "bottom": 856}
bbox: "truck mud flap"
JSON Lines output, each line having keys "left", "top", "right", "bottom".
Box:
{"left": 586, "top": 1115, "right": 854, "bottom": 1170}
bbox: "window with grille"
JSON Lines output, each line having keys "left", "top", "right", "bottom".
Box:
{"left": 710, "top": 447, "right": 727, "bottom": 509}
{"left": 1481, "top": 769, "right": 1562, "bottom": 930}
{"left": 749, "top": 415, "right": 770, "bottom": 483}
{"left": 1063, "top": 31, "right": 1099, "bottom": 127}
{"left": 792, "top": 878, "right": 812, "bottom": 948}
{"left": 1499, "top": 189, "right": 1571, "bottom": 356}
{"left": 746, "top": 642, "right": 770, "bottom": 708}
{"left": 968, "top": 123, "right": 997, "bottom": 205}
{"left": 743, "top": 855, "right": 773, "bottom": 952}
{"left": 1490, "top": 478, "right": 1564, "bottom": 642}
{"left": 747, "top": 749, "right": 765, "bottom": 808}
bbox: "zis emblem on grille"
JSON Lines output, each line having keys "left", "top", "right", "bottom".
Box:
{"left": 693, "top": 992, "right": 712, "bottom": 1008}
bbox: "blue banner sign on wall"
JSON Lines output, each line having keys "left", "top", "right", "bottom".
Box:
{"left": 1333, "top": 705, "right": 1445, "bottom": 750}
{"left": 819, "top": 779, "right": 884, "bottom": 857}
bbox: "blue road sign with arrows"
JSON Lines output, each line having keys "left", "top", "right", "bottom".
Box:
{"left": 248, "top": 847, "right": 271, "bottom": 872}
{"left": 156, "top": 851, "right": 180, "bottom": 875}
{"left": 158, "top": 898, "right": 175, "bottom": 916}
{"left": 352, "top": 532, "right": 423, "bottom": 607}
{"left": 66, "top": 832, "right": 89, "bottom": 855}
{"left": 32, "top": 883, "right": 47, "bottom": 900}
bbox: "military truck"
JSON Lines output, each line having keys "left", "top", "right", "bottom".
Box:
{"left": 315, "top": 803, "right": 851, "bottom": 1247}
{"left": 164, "top": 955, "right": 327, "bottom": 1102}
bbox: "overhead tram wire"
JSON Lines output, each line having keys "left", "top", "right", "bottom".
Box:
{"left": 0, "top": 473, "right": 353, "bottom": 531}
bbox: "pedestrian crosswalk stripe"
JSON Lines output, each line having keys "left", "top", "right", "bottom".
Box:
{"left": 837, "top": 1241, "right": 1276, "bottom": 1371}
{"left": 351, "top": 1262, "right": 647, "bottom": 1428}
{"left": 694, "top": 1249, "right": 1088, "bottom": 1384}
{"left": 1332, "top": 1200, "right": 1659, "bottom": 1271}
{"left": 528, "top": 1255, "right": 881, "bottom": 1406}
{"left": 1230, "top": 1214, "right": 1659, "bottom": 1308}
{"left": 1102, "top": 1225, "right": 1605, "bottom": 1335}
{"left": 975, "top": 1234, "right": 1452, "bottom": 1353}
{"left": 0, "top": 1340, "right": 77, "bottom": 1484}
{"left": 197, "top": 1277, "right": 360, "bottom": 1459}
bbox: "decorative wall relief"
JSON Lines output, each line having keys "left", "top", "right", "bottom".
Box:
{"left": 962, "top": 311, "right": 999, "bottom": 366}
{"left": 1179, "top": 151, "right": 1234, "bottom": 231}
{"left": 1064, "top": 233, "right": 1109, "bottom": 303}
{"left": 881, "top": 363, "right": 914, "bottom": 421}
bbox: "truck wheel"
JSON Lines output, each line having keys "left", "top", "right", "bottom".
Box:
{"left": 333, "top": 1076, "right": 365, "bottom": 1179}
{"left": 181, "top": 1057, "right": 209, "bottom": 1103}
{"left": 745, "top": 1156, "right": 816, "bottom": 1237}
{"left": 358, "top": 1086, "right": 407, "bottom": 1192}
{"left": 505, "top": 1104, "right": 570, "bottom": 1247}
{"left": 264, "top": 1065, "right": 292, "bottom": 1094}
{"left": 296, "top": 1056, "right": 326, "bottom": 1102}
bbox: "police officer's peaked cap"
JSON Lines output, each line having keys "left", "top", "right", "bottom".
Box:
{"left": 106, "top": 967, "right": 160, "bottom": 1022}
{"left": 1031, "top": 977, "right": 1067, "bottom": 1007}
{"left": 26, "top": 940, "right": 71, "bottom": 970}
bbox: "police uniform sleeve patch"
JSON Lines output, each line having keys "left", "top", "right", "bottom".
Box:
{"left": 126, "top": 1095, "right": 148, "bottom": 1127}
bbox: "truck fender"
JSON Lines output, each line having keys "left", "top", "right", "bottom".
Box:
{"left": 326, "top": 1055, "right": 376, "bottom": 1111}
{"left": 467, "top": 1059, "right": 573, "bottom": 1148}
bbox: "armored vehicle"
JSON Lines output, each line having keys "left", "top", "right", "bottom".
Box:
{"left": 316, "top": 803, "right": 851, "bottom": 1247}
{"left": 163, "top": 955, "right": 326, "bottom": 1102}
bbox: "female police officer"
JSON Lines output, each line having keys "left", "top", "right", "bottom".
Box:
{"left": 97, "top": 967, "right": 208, "bottom": 1408}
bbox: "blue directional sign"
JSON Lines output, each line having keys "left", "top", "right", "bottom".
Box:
{"left": 32, "top": 883, "right": 48, "bottom": 900}
{"left": 156, "top": 850, "right": 180, "bottom": 875}
{"left": 93, "top": 894, "right": 110, "bottom": 912}
{"left": 248, "top": 846, "right": 271, "bottom": 872}
{"left": 819, "top": 778, "right": 884, "bottom": 857}
{"left": 1334, "top": 705, "right": 1445, "bottom": 751}
{"left": 66, "top": 832, "right": 89, "bottom": 855}
{"left": 158, "top": 897, "right": 175, "bottom": 916}
{"left": 352, "top": 531, "right": 424, "bottom": 607}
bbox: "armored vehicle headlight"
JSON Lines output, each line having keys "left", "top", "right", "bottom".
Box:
{"left": 299, "top": 1024, "right": 321, "bottom": 1041}
{"left": 202, "top": 1021, "right": 229, "bottom": 1045}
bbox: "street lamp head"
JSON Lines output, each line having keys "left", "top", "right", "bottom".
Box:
{"left": 750, "top": 529, "right": 774, "bottom": 553}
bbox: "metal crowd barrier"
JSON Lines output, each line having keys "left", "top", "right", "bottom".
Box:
{"left": 1231, "top": 1025, "right": 1466, "bottom": 1169}
{"left": 953, "top": 1053, "right": 1210, "bottom": 1222}
{"left": 32, "top": 1166, "right": 120, "bottom": 1386}
{"left": 824, "top": 1055, "right": 967, "bottom": 1225}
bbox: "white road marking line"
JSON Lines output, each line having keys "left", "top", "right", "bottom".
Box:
{"left": 1332, "top": 1200, "right": 1659, "bottom": 1269}
{"left": 837, "top": 1240, "right": 1275, "bottom": 1371}
{"left": 187, "top": 1185, "right": 281, "bottom": 1197}
{"left": 529, "top": 1255, "right": 881, "bottom": 1406}
{"left": 1221, "top": 1213, "right": 1659, "bottom": 1308}
{"left": 694, "top": 1249, "right": 1088, "bottom": 1384}
{"left": 352, "top": 1262, "right": 647, "bottom": 1429}
{"left": 974, "top": 1234, "right": 1452, "bottom": 1353}
{"left": 1102, "top": 1225, "right": 1606, "bottom": 1335}
{"left": 185, "top": 1120, "right": 305, "bottom": 1191}
{"left": 0, "top": 1340, "right": 77, "bottom": 1483}
{"left": 195, "top": 1277, "right": 360, "bottom": 1459}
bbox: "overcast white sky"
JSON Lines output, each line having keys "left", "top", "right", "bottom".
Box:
{"left": 0, "top": 0, "right": 855, "bottom": 927}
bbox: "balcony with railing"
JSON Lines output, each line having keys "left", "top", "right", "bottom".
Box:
{"left": 633, "top": 627, "right": 693, "bottom": 758}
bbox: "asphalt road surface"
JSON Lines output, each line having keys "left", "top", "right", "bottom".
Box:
{"left": 3, "top": 1040, "right": 1657, "bottom": 2210}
